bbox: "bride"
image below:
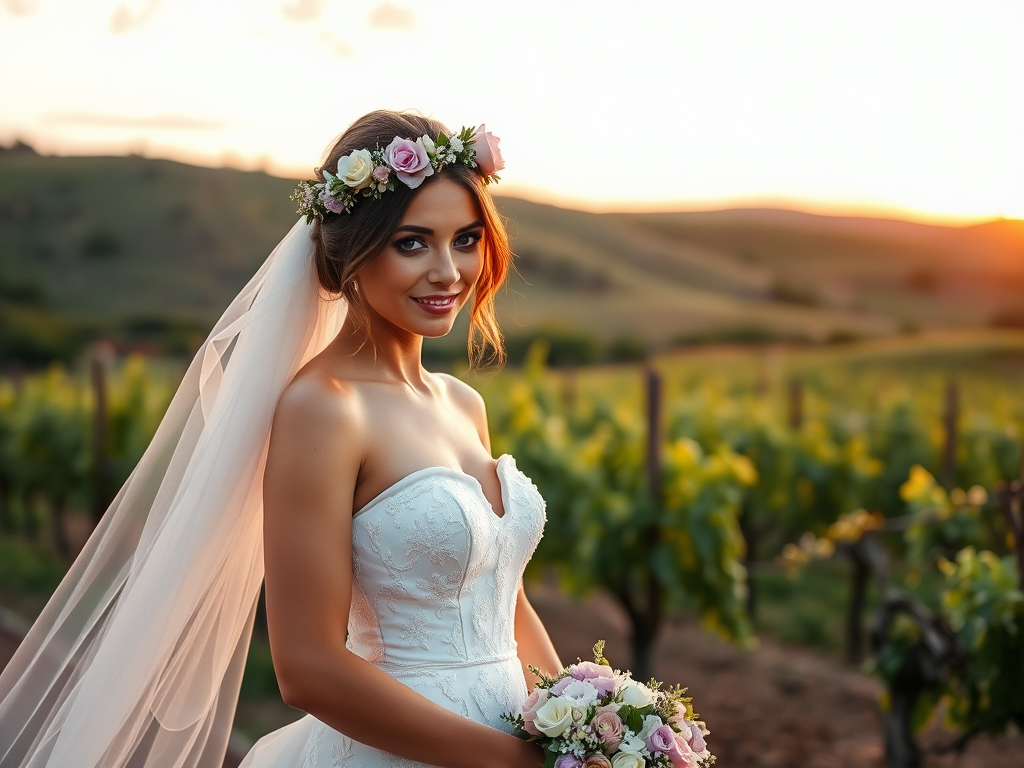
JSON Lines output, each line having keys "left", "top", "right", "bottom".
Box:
{"left": 0, "top": 111, "right": 558, "bottom": 768}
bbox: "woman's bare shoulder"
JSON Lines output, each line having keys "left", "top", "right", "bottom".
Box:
{"left": 274, "top": 363, "right": 367, "bottom": 435}
{"left": 267, "top": 364, "right": 369, "bottom": 497}
{"left": 433, "top": 372, "right": 488, "bottom": 445}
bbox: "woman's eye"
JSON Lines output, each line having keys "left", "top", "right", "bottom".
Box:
{"left": 454, "top": 231, "right": 482, "bottom": 248}
{"left": 394, "top": 237, "right": 424, "bottom": 253}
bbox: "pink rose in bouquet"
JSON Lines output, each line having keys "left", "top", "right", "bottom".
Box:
{"left": 674, "top": 705, "right": 707, "bottom": 753}
{"left": 667, "top": 732, "right": 699, "bottom": 768}
{"left": 645, "top": 723, "right": 678, "bottom": 755}
{"left": 567, "top": 660, "right": 619, "bottom": 695}
{"left": 384, "top": 137, "right": 434, "bottom": 189}
{"left": 470, "top": 125, "right": 504, "bottom": 177}
{"left": 505, "top": 641, "right": 714, "bottom": 768}
{"left": 521, "top": 687, "right": 550, "bottom": 736}
{"left": 590, "top": 707, "right": 625, "bottom": 751}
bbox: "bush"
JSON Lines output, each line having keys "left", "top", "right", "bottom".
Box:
{"left": 505, "top": 328, "right": 602, "bottom": 367}
{"left": 671, "top": 326, "right": 812, "bottom": 347}
{"left": 81, "top": 228, "right": 121, "bottom": 259}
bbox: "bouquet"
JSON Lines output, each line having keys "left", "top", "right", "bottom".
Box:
{"left": 505, "top": 642, "right": 714, "bottom": 768}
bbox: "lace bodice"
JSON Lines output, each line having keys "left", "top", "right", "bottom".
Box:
{"left": 346, "top": 454, "right": 546, "bottom": 670}
{"left": 240, "top": 454, "right": 547, "bottom": 768}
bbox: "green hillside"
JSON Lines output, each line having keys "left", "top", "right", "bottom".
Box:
{"left": 2, "top": 147, "right": 1022, "bottom": 363}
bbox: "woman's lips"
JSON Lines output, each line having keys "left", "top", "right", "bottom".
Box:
{"left": 411, "top": 293, "right": 458, "bottom": 315}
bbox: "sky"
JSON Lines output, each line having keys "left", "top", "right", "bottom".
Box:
{"left": 1, "top": 0, "right": 1022, "bottom": 223}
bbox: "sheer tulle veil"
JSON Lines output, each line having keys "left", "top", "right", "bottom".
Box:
{"left": 0, "top": 218, "right": 346, "bottom": 767}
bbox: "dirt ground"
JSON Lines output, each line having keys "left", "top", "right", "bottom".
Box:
{"left": 527, "top": 583, "right": 1024, "bottom": 768}
{"left": 3, "top": 586, "right": 1023, "bottom": 768}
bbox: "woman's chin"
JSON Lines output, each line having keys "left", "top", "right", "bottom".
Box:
{"left": 418, "top": 322, "right": 457, "bottom": 340}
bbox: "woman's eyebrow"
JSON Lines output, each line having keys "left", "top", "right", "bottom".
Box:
{"left": 394, "top": 220, "right": 484, "bottom": 236}
{"left": 456, "top": 220, "right": 484, "bottom": 234}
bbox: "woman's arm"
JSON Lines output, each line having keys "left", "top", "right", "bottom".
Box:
{"left": 262, "top": 374, "right": 542, "bottom": 768}
{"left": 513, "top": 585, "right": 562, "bottom": 688}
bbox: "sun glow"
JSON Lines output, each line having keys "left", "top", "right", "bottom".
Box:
{"left": 1, "top": 0, "right": 1021, "bottom": 224}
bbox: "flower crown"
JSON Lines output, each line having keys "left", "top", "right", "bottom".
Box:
{"left": 292, "top": 124, "right": 503, "bottom": 223}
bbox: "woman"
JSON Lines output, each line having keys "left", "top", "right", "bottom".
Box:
{"left": 0, "top": 111, "right": 557, "bottom": 768}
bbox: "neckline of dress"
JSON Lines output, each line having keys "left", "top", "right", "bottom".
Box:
{"left": 352, "top": 453, "right": 514, "bottom": 521}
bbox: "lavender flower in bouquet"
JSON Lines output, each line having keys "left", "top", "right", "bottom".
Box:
{"left": 504, "top": 642, "right": 714, "bottom": 768}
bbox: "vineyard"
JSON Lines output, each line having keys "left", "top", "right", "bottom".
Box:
{"left": 2, "top": 331, "right": 1024, "bottom": 766}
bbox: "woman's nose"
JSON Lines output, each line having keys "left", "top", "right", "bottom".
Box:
{"left": 429, "top": 245, "right": 461, "bottom": 285}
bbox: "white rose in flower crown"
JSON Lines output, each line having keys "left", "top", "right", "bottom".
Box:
{"left": 533, "top": 697, "right": 575, "bottom": 738}
{"left": 619, "top": 679, "right": 658, "bottom": 707}
{"left": 611, "top": 751, "right": 645, "bottom": 768}
{"left": 336, "top": 149, "right": 374, "bottom": 190}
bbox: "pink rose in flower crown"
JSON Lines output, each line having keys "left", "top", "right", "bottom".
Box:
{"left": 384, "top": 136, "right": 434, "bottom": 189}
{"left": 589, "top": 708, "right": 624, "bottom": 751}
{"left": 582, "top": 755, "right": 612, "bottom": 768}
{"left": 521, "top": 687, "right": 549, "bottom": 736}
{"left": 470, "top": 124, "right": 504, "bottom": 177}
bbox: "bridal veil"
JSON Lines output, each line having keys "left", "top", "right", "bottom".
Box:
{"left": 0, "top": 219, "right": 346, "bottom": 768}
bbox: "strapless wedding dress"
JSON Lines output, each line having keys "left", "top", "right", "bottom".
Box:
{"left": 239, "top": 454, "right": 546, "bottom": 768}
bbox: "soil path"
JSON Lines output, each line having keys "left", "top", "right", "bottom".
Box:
{"left": 3, "top": 587, "right": 1022, "bottom": 767}
{"left": 527, "top": 583, "right": 1024, "bottom": 768}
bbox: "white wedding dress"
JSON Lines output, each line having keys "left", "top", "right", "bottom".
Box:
{"left": 239, "top": 454, "right": 546, "bottom": 768}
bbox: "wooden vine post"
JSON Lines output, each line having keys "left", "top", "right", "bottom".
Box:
{"left": 90, "top": 356, "right": 113, "bottom": 528}
{"left": 621, "top": 368, "right": 665, "bottom": 682}
{"left": 941, "top": 379, "right": 959, "bottom": 489}
{"left": 997, "top": 478, "right": 1024, "bottom": 590}
{"left": 787, "top": 376, "right": 803, "bottom": 431}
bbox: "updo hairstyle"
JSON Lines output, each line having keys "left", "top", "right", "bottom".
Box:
{"left": 311, "top": 110, "right": 511, "bottom": 365}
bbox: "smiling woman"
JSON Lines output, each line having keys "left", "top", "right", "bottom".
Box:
{"left": 357, "top": 179, "right": 485, "bottom": 332}
{"left": 0, "top": 110, "right": 559, "bottom": 768}
{"left": 307, "top": 111, "right": 512, "bottom": 366}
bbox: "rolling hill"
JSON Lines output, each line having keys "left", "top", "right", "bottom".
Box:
{"left": 1, "top": 147, "right": 1022, "bottom": 362}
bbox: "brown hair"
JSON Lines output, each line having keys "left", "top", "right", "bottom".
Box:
{"left": 311, "top": 110, "right": 510, "bottom": 366}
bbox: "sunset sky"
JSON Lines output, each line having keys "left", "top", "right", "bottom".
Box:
{"left": 1, "top": 0, "right": 1022, "bottom": 223}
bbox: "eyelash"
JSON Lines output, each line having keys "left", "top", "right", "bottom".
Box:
{"left": 393, "top": 231, "right": 483, "bottom": 253}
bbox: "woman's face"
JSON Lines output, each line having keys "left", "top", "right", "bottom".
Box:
{"left": 356, "top": 177, "right": 485, "bottom": 340}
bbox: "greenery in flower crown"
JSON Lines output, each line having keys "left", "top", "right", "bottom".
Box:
{"left": 290, "top": 125, "right": 499, "bottom": 223}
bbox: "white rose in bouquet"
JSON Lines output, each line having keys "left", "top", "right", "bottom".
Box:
{"left": 619, "top": 678, "right": 658, "bottom": 707}
{"left": 611, "top": 752, "right": 645, "bottom": 768}
{"left": 534, "top": 697, "right": 575, "bottom": 738}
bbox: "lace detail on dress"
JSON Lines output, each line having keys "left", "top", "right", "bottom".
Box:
{"left": 439, "top": 620, "right": 467, "bottom": 659}
{"left": 418, "top": 570, "right": 462, "bottom": 617}
{"left": 303, "top": 722, "right": 327, "bottom": 767}
{"left": 469, "top": 664, "right": 520, "bottom": 732}
{"left": 330, "top": 737, "right": 360, "bottom": 768}
{"left": 397, "top": 609, "right": 434, "bottom": 650}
